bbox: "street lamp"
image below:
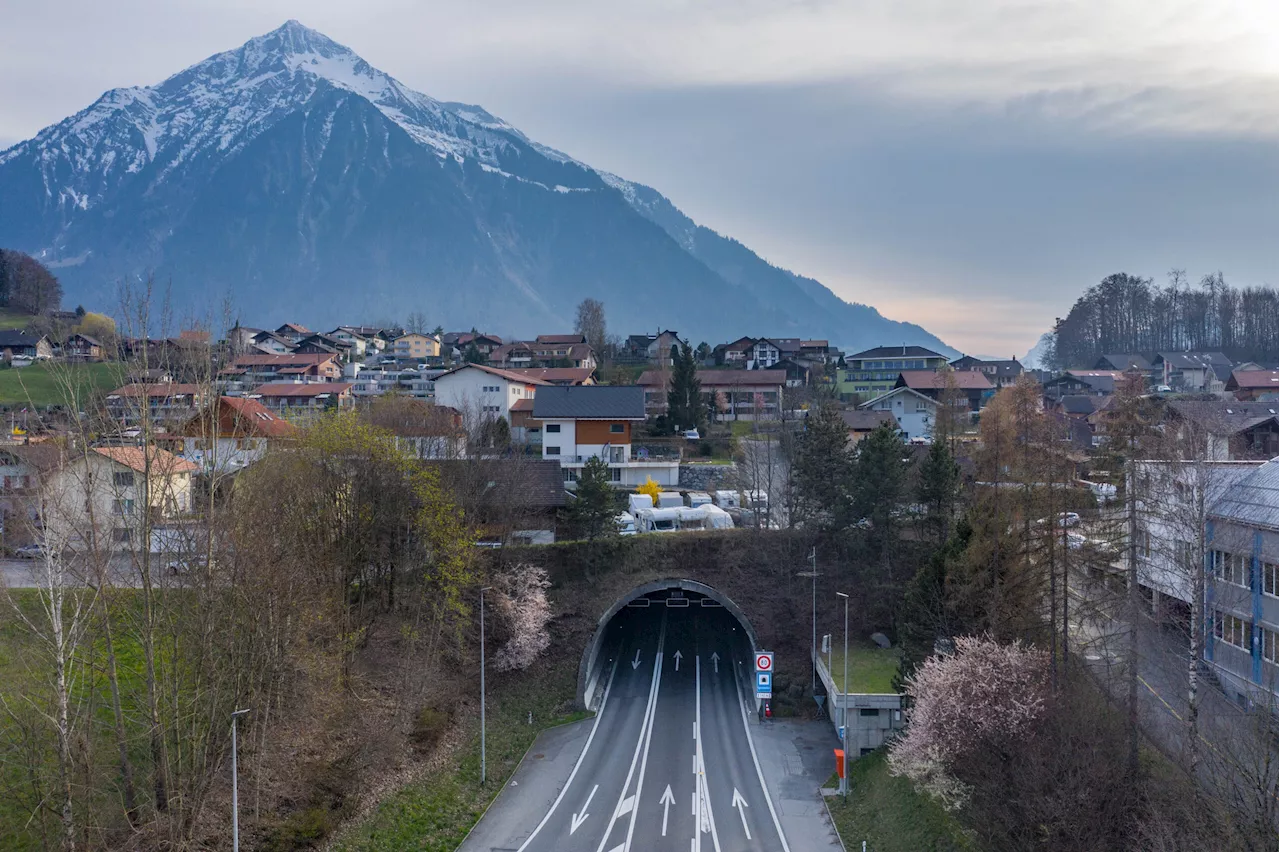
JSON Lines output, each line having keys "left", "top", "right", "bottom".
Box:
{"left": 230, "top": 708, "right": 251, "bottom": 852}
{"left": 796, "top": 547, "right": 820, "bottom": 697}
{"left": 835, "top": 591, "right": 849, "bottom": 798}
{"left": 480, "top": 586, "right": 492, "bottom": 786}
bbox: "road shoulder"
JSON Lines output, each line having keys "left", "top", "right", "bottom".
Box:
{"left": 752, "top": 716, "right": 845, "bottom": 852}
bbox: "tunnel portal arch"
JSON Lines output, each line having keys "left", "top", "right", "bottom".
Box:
{"left": 576, "top": 578, "right": 759, "bottom": 709}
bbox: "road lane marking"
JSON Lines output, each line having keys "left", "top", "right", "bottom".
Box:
{"left": 660, "top": 785, "right": 675, "bottom": 836}
{"left": 734, "top": 661, "right": 791, "bottom": 852}
{"left": 632, "top": 648, "right": 642, "bottom": 670}
{"left": 594, "top": 615, "right": 666, "bottom": 852}
{"left": 710, "top": 651, "right": 719, "bottom": 673}
{"left": 517, "top": 656, "right": 620, "bottom": 852}
{"left": 615, "top": 795, "right": 635, "bottom": 818}
{"left": 622, "top": 626, "right": 667, "bottom": 850}
{"left": 571, "top": 785, "right": 599, "bottom": 834}
{"left": 673, "top": 649, "right": 683, "bottom": 671}
{"left": 731, "top": 789, "right": 751, "bottom": 840}
{"left": 694, "top": 654, "right": 722, "bottom": 852}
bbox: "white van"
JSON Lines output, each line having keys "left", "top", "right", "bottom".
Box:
{"left": 616, "top": 512, "right": 638, "bottom": 536}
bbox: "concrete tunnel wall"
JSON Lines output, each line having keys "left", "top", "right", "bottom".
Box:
{"left": 576, "top": 578, "right": 760, "bottom": 710}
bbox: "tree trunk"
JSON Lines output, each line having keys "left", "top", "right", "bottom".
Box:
{"left": 98, "top": 598, "right": 139, "bottom": 825}
{"left": 1126, "top": 462, "right": 1141, "bottom": 780}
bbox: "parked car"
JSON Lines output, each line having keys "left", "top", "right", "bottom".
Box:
{"left": 682, "top": 429, "right": 700, "bottom": 440}
{"left": 14, "top": 543, "right": 45, "bottom": 559}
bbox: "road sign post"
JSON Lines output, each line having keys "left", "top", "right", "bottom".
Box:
{"left": 754, "top": 650, "right": 774, "bottom": 702}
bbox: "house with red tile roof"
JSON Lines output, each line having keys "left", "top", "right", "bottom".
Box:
{"left": 250, "top": 382, "right": 354, "bottom": 422}
{"left": 159, "top": 396, "right": 298, "bottom": 475}
{"left": 1225, "top": 369, "right": 1279, "bottom": 401}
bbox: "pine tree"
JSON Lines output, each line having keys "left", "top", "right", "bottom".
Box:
{"left": 791, "top": 401, "right": 853, "bottom": 529}
{"left": 570, "top": 457, "right": 618, "bottom": 540}
{"left": 851, "top": 421, "right": 908, "bottom": 578}
{"left": 666, "top": 342, "right": 703, "bottom": 431}
{"left": 917, "top": 440, "right": 960, "bottom": 547}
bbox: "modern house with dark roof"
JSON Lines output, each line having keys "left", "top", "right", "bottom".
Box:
{"left": 895, "top": 369, "right": 994, "bottom": 411}
{"left": 0, "top": 330, "right": 53, "bottom": 361}
{"left": 1152, "top": 351, "right": 1233, "bottom": 391}
{"left": 840, "top": 345, "right": 949, "bottom": 400}
{"left": 636, "top": 369, "right": 786, "bottom": 421}
{"left": 1093, "top": 353, "right": 1153, "bottom": 372}
{"left": 532, "top": 385, "right": 678, "bottom": 488}
{"left": 950, "top": 356, "right": 1025, "bottom": 388}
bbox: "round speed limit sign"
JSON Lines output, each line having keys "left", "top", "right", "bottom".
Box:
{"left": 755, "top": 653, "right": 773, "bottom": 672}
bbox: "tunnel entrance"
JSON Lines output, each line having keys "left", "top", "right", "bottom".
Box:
{"left": 576, "top": 579, "right": 759, "bottom": 709}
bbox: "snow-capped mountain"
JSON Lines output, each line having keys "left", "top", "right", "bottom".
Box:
{"left": 0, "top": 20, "right": 955, "bottom": 353}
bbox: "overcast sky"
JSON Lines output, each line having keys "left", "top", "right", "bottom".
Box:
{"left": 2, "top": 1, "right": 1276, "bottom": 356}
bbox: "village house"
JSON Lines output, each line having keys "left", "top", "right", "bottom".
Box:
{"left": 1164, "top": 401, "right": 1279, "bottom": 461}
{"left": 636, "top": 368, "right": 786, "bottom": 421}
{"left": 1093, "top": 353, "right": 1153, "bottom": 373}
{"left": 273, "top": 323, "right": 312, "bottom": 343}
{"left": 249, "top": 330, "right": 295, "bottom": 354}
{"left": 367, "top": 401, "right": 467, "bottom": 460}
{"left": 857, "top": 386, "right": 941, "bottom": 441}
{"left": 840, "top": 409, "right": 898, "bottom": 445}
{"left": 490, "top": 336, "right": 597, "bottom": 370}
{"left": 443, "top": 332, "right": 504, "bottom": 358}
{"left": 391, "top": 332, "right": 442, "bottom": 360}
{"left": 533, "top": 385, "right": 679, "bottom": 488}
{"left": 431, "top": 363, "right": 549, "bottom": 424}
{"left": 221, "top": 353, "right": 343, "bottom": 388}
{"left": 0, "top": 330, "right": 53, "bottom": 361}
{"left": 1043, "top": 370, "right": 1127, "bottom": 399}
{"left": 251, "top": 382, "right": 354, "bottom": 421}
{"left": 159, "top": 396, "right": 297, "bottom": 476}
{"left": 62, "top": 333, "right": 103, "bottom": 361}
{"left": 506, "top": 367, "right": 595, "bottom": 386}
{"left": 950, "top": 356, "right": 1024, "bottom": 389}
{"left": 840, "top": 345, "right": 949, "bottom": 400}
{"left": 294, "top": 333, "right": 354, "bottom": 359}
{"left": 1152, "top": 351, "right": 1233, "bottom": 392}
{"left": 622, "top": 330, "right": 680, "bottom": 365}
{"left": 895, "top": 369, "right": 994, "bottom": 412}
{"left": 349, "top": 366, "right": 442, "bottom": 401}
{"left": 1225, "top": 369, "right": 1279, "bottom": 401}
{"left": 105, "top": 383, "right": 205, "bottom": 427}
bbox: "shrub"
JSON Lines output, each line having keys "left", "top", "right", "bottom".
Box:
{"left": 410, "top": 706, "right": 452, "bottom": 753}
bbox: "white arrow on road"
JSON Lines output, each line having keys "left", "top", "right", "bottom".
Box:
{"left": 659, "top": 784, "right": 675, "bottom": 836}
{"left": 570, "top": 784, "right": 598, "bottom": 834}
{"left": 732, "top": 789, "right": 751, "bottom": 840}
{"left": 710, "top": 652, "right": 720, "bottom": 673}
{"left": 632, "top": 648, "right": 642, "bottom": 670}
{"left": 673, "top": 650, "right": 683, "bottom": 671}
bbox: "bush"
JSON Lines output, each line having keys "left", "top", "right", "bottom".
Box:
{"left": 410, "top": 706, "right": 452, "bottom": 753}
{"left": 699, "top": 440, "right": 713, "bottom": 457}
{"left": 264, "top": 807, "right": 334, "bottom": 852}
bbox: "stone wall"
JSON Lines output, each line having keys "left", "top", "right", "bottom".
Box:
{"left": 678, "top": 462, "right": 738, "bottom": 491}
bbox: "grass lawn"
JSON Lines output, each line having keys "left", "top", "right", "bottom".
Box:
{"left": 0, "top": 309, "right": 39, "bottom": 331}
{"left": 0, "top": 361, "right": 122, "bottom": 407}
{"left": 332, "top": 655, "right": 589, "bottom": 852}
{"left": 825, "top": 750, "right": 976, "bottom": 852}
{"left": 824, "top": 643, "right": 902, "bottom": 694}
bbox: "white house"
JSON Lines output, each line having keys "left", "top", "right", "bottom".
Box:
{"left": 858, "top": 386, "right": 938, "bottom": 440}
{"left": 532, "top": 386, "right": 680, "bottom": 488}
{"left": 432, "top": 364, "right": 549, "bottom": 423}
{"left": 751, "top": 339, "right": 782, "bottom": 368}
{"left": 160, "top": 396, "right": 297, "bottom": 476}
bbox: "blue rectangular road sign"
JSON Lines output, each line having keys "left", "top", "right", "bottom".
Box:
{"left": 756, "top": 671, "right": 772, "bottom": 698}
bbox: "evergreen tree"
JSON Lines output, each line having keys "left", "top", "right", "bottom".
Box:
{"left": 791, "top": 401, "right": 854, "bottom": 529}
{"left": 917, "top": 440, "right": 960, "bottom": 547}
{"left": 570, "top": 457, "right": 618, "bottom": 540}
{"left": 851, "top": 421, "right": 908, "bottom": 578}
{"left": 893, "top": 516, "right": 971, "bottom": 692}
{"left": 464, "top": 342, "right": 485, "bottom": 364}
{"left": 666, "top": 342, "right": 703, "bottom": 431}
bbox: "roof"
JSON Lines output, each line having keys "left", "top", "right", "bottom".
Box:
{"left": 0, "top": 330, "right": 47, "bottom": 348}
{"left": 211, "top": 396, "right": 298, "bottom": 438}
{"left": 635, "top": 369, "right": 787, "bottom": 387}
{"left": 1097, "top": 353, "right": 1152, "bottom": 371}
{"left": 800, "top": 340, "right": 829, "bottom": 348}
{"left": 93, "top": 445, "right": 199, "bottom": 475}
{"left": 108, "top": 383, "right": 203, "bottom": 399}
{"left": 858, "top": 385, "right": 937, "bottom": 409}
{"left": 898, "top": 370, "right": 992, "bottom": 391}
{"left": 506, "top": 367, "right": 595, "bottom": 385}
{"left": 535, "top": 334, "right": 586, "bottom": 345}
{"left": 532, "top": 386, "right": 646, "bottom": 420}
{"left": 275, "top": 323, "right": 311, "bottom": 334}
{"left": 1058, "top": 395, "right": 1100, "bottom": 415}
{"left": 1167, "top": 400, "right": 1279, "bottom": 436}
{"left": 1228, "top": 369, "right": 1279, "bottom": 391}
{"left": 67, "top": 333, "right": 101, "bottom": 346}
{"left": 435, "top": 363, "right": 552, "bottom": 386}
{"left": 1156, "top": 351, "right": 1232, "bottom": 369}
{"left": 841, "top": 409, "right": 897, "bottom": 431}
{"left": 510, "top": 398, "right": 535, "bottom": 412}
{"left": 231, "top": 353, "right": 338, "bottom": 367}
{"left": 1211, "top": 459, "right": 1279, "bottom": 530}
{"left": 429, "top": 459, "right": 567, "bottom": 510}
{"left": 847, "top": 345, "right": 946, "bottom": 361}
{"left": 253, "top": 382, "right": 354, "bottom": 398}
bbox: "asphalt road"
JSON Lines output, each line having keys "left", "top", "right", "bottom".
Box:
{"left": 513, "top": 604, "right": 789, "bottom": 852}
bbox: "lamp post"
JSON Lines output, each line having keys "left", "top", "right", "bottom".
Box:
{"left": 796, "top": 547, "right": 820, "bottom": 696}
{"left": 480, "top": 586, "right": 492, "bottom": 786}
{"left": 230, "top": 708, "right": 251, "bottom": 852}
{"left": 836, "top": 591, "right": 849, "bottom": 798}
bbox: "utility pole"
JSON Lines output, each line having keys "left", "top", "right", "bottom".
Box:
{"left": 836, "top": 591, "right": 849, "bottom": 798}
{"left": 480, "top": 586, "right": 492, "bottom": 786}
{"left": 230, "top": 708, "right": 251, "bottom": 852}
{"left": 796, "top": 547, "right": 820, "bottom": 697}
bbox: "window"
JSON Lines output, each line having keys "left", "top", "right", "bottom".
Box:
{"left": 112, "top": 527, "right": 133, "bottom": 543}
{"left": 545, "top": 424, "right": 561, "bottom": 433}
{"left": 1214, "top": 610, "right": 1249, "bottom": 650}
{"left": 1263, "top": 627, "right": 1278, "bottom": 664}
{"left": 546, "top": 446, "right": 560, "bottom": 456}
{"left": 112, "top": 499, "right": 135, "bottom": 516}
{"left": 609, "top": 467, "right": 622, "bottom": 482}
{"left": 1214, "top": 551, "right": 1249, "bottom": 588}
{"left": 113, "top": 471, "right": 135, "bottom": 487}
{"left": 1264, "top": 561, "right": 1277, "bottom": 598}
{"left": 610, "top": 424, "right": 624, "bottom": 434}
{"left": 859, "top": 708, "right": 880, "bottom": 717}
{"left": 562, "top": 468, "right": 578, "bottom": 482}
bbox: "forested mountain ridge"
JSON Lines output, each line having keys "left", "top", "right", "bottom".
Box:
{"left": 1045, "top": 272, "right": 1278, "bottom": 369}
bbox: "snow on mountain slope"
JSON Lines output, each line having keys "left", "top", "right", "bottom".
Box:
{"left": 0, "top": 21, "right": 955, "bottom": 353}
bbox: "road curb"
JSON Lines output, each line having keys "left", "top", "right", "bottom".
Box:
{"left": 822, "top": 792, "right": 850, "bottom": 852}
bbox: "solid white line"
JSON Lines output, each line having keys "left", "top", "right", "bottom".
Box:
{"left": 595, "top": 617, "right": 666, "bottom": 852}
{"left": 735, "top": 666, "right": 791, "bottom": 852}
{"left": 517, "top": 656, "right": 620, "bottom": 852}
{"left": 694, "top": 655, "right": 723, "bottom": 852}
{"left": 623, "top": 621, "right": 667, "bottom": 850}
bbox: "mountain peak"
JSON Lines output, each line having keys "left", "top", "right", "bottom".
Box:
{"left": 247, "top": 19, "right": 351, "bottom": 62}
